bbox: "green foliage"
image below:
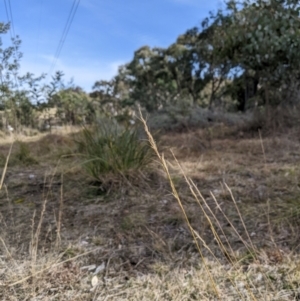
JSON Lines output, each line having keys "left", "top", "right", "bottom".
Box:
{"left": 2, "top": 0, "right": 300, "bottom": 128}
{"left": 176, "top": 25, "right": 232, "bottom": 108}
{"left": 90, "top": 78, "right": 133, "bottom": 121}
{"left": 225, "top": 0, "right": 300, "bottom": 76}
{"left": 76, "top": 119, "right": 154, "bottom": 186}
{"left": 52, "top": 87, "right": 95, "bottom": 125}
{"left": 208, "top": 0, "right": 300, "bottom": 108}
{"left": 0, "top": 23, "right": 22, "bottom": 96}
{"left": 87, "top": 0, "right": 300, "bottom": 115}
{"left": 126, "top": 46, "right": 180, "bottom": 111}
{"left": 10, "top": 141, "right": 38, "bottom": 166}
{"left": 5, "top": 90, "right": 36, "bottom": 128}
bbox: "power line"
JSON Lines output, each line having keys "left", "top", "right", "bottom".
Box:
{"left": 48, "top": 0, "right": 80, "bottom": 76}
{"left": 3, "top": 0, "right": 13, "bottom": 39}
{"left": 7, "top": 0, "right": 15, "bottom": 37}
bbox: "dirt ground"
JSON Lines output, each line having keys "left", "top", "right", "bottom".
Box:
{"left": 1, "top": 125, "right": 300, "bottom": 300}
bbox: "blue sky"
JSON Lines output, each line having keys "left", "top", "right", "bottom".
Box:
{"left": 0, "top": 0, "right": 223, "bottom": 92}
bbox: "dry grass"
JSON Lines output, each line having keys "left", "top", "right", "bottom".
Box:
{"left": 1, "top": 252, "right": 300, "bottom": 300}
{"left": 0, "top": 121, "right": 300, "bottom": 300}
{"left": 0, "top": 125, "right": 81, "bottom": 145}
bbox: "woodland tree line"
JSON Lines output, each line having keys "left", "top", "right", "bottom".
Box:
{"left": 0, "top": 0, "right": 300, "bottom": 131}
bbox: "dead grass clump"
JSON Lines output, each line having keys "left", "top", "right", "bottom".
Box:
{"left": 38, "top": 133, "right": 73, "bottom": 148}
{"left": 0, "top": 240, "right": 116, "bottom": 301}
{"left": 107, "top": 257, "right": 300, "bottom": 300}
{"left": 1, "top": 252, "right": 300, "bottom": 300}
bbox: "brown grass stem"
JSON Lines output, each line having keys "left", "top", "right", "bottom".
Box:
{"left": 0, "top": 142, "right": 13, "bottom": 190}
{"left": 140, "top": 109, "right": 220, "bottom": 299}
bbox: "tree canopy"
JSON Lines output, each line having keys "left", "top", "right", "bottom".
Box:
{"left": 1, "top": 0, "right": 300, "bottom": 131}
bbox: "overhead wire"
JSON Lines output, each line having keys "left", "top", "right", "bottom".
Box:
{"left": 7, "top": 0, "right": 15, "bottom": 37}
{"left": 3, "top": 0, "right": 13, "bottom": 39}
{"left": 48, "top": 0, "right": 80, "bottom": 76}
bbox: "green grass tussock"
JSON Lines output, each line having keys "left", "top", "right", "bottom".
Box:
{"left": 75, "top": 119, "right": 155, "bottom": 186}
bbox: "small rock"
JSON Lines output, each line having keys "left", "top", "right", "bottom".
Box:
{"left": 94, "top": 262, "right": 105, "bottom": 275}
{"left": 81, "top": 264, "right": 96, "bottom": 271}
{"left": 80, "top": 240, "right": 89, "bottom": 246}
{"left": 91, "top": 275, "right": 99, "bottom": 288}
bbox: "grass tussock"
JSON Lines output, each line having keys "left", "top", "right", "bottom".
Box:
{"left": 76, "top": 119, "right": 155, "bottom": 188}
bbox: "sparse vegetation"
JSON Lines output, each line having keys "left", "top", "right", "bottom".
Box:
{"left": 0, "top": 120, "right": 299, "bottom": 300}
{"left": 1, "top": 0, "right": 300, "bottom": 299}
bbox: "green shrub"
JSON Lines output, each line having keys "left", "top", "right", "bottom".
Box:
{"left": 76, "top": 119, "right": 154, "bottom": 186}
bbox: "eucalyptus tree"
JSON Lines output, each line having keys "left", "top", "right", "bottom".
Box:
{"left": 91, "top": 0, "right": 300, "bottom": 116}
{"left": 175, "top": 23, "right": 232, "bottom": 108}
{"left": 165, "top": 39, "right": 204, "bottom": 106}
{"left": 51, "top": 86, "right": 93, "bottom": 125}
{"left": 212, "top": 0, "right": 300, "bottom": 111}
{"left": 90, "top": 78, "right": 128, "bottom": 120}
{"left": 124, "top": 45, "right": 178, "bottom": 112}
{"left": 91, "top": 79, "right": 117, "bottom": 107}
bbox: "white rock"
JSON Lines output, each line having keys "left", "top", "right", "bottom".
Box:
{"left": 91, "top": 275, "right": 99, "bottom": 287}
{"left": 94, "top": 262, "right": 106, "bottom": 274}
{"left": 80, "top": 264, "right": 96, "bottom": 271}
